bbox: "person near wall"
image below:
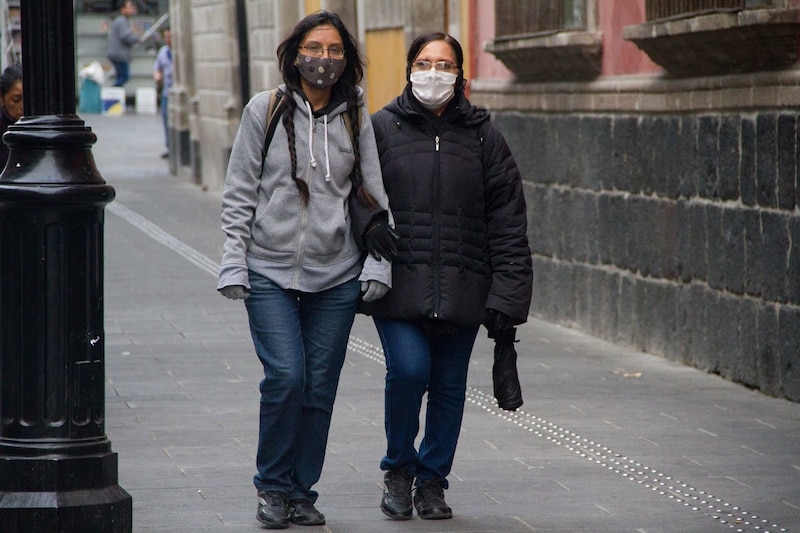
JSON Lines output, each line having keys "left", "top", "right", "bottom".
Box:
{"left": 217, "top": 10, "right": 397, "bottom": 530}
{"left": 0, "top": 64, "right": 23, "bottom": 170}
{"left": 153, "top": 28, "right": 173, "bottom": 159}
{"left": 107, "top": 0, "right": 141, "bottom": 87}
{"left": 366, "top": 32, "right": 533, "bottom": 520}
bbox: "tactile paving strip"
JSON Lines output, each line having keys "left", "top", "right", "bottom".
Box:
{"left": 347, "top": 336, "right": 791, "bottom": 533}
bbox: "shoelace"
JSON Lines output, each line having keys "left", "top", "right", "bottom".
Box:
{"left": 260, "top": 491, "right": 287, "bottom": 508}
{"left": 415, "top": 482, "right": 445, "bottom": 506}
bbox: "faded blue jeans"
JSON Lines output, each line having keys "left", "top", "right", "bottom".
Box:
{"left": 245, "top": 272, "right": 359, "bottom": 502}
{"left": 374, "top": 318, "right": 479, "bottom": 489}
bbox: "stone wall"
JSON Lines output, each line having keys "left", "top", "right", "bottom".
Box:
{"left": 475, "top": 74, "right": 800, "bottom": 402}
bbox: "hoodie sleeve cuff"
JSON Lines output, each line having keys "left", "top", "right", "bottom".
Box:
{"left": 217, "top": 263, "right": 250, "bottom": 290}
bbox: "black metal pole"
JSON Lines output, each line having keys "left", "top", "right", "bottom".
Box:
{"left": 235, "top": 0, "right": 251, "bottom": 107}
{"left": 0, "top": 1, "right": 132, "bottom": 531}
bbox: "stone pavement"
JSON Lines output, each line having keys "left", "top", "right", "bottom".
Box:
{"left": 85, "top": 113, "right": 799, "bottom": 532}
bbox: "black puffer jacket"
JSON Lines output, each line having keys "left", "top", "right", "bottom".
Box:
{"left": 364, "top": 86, "right": 532, "bottom": 328}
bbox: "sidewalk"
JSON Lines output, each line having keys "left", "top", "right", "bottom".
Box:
{"left": 86, "top": 113, "right": 799, "bottom": 533}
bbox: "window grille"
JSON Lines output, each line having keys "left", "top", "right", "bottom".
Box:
{"left": 646, "top": 0, "right": 780, "bottom": 21}
{"left": 495, "top": 0, "right": 586, "bottom": 38}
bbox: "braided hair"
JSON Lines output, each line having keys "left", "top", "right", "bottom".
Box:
{"left": 276, "top": 11, "right": 376, "bottom": 209}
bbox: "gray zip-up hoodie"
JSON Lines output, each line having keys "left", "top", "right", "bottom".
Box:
{"left": 218, "top": 85, "right": 392, "bottom": 293}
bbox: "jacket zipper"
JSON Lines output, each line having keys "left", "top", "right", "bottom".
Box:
{"left": 432, "top": 134, "right": 441, "bottom": 319}
{"left": 293, "top": 203, "right": 308, "bottom": 287}
{"left": 294, "top": 121, "right": 315, "bottom": 287}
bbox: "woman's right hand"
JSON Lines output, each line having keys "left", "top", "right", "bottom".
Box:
{"left": 219, "top": 285, "right": 250, "bottom": 300}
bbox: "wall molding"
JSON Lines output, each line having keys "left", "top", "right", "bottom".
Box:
{"left": 471, "top": 69, "right": 800, "bottom": 113}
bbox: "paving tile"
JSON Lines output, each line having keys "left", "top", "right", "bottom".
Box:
{"left": 73, "top": 114, "right": 800, "bottom": 533}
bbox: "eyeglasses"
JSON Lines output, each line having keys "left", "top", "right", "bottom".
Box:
{"left": 411, "top": 60, "right": 457, "bottom": 72}
{"left": 299, "top": 43, "right": 345, "bottom": 59}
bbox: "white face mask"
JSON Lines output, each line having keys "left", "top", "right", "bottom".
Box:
{"left": 410, "top": 69, "right": 457, "bottom": 111}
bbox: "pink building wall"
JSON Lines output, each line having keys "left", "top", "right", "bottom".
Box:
{"left": 469, "top": 0, "right": 662, "bottom": 82}
{"left": 599, "top": 0, "right": 661, "bottom": 75}
{"left": 469, "top": 0, "right": 514, "bottom": 82}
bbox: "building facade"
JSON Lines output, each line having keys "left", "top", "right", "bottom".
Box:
{"left": 167, "top": 0, "right": 800, "bottom": 401}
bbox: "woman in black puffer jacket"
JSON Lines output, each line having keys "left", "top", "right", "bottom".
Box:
{"left": 365, "top": 32, "right": 533, "bottom": 522}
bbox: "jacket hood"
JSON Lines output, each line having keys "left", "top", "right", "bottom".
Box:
{"left": 383, "top": 84, "right": 490, "bottom": 128}
{"left": 285, "top": 83, "right": 365, "bottom": 119}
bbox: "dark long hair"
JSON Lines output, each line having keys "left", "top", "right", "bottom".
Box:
{"left": 0, "top": 64, "right": 22, "bottom": 98}
{"left": 275, "top": 11, "right": 375, "bottom": 209}
{"left": 405, "top": 32, "right": 465, "bottom": 91}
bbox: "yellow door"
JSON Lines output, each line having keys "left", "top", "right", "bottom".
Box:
{"left": 365, "top": 27, "right": 406, "bottom": 114}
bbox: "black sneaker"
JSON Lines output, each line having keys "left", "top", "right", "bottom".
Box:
{"left": 413, "top": 480, "right": 452, "bottom": 520}
{"left": 290, "top": 498, "right": 326, "bottom": 526}
{"left": 380, "top": 469, "right": 413, "bottom": 520}
{"left": 256, "top": 490, "right": 290, "bottom": 529}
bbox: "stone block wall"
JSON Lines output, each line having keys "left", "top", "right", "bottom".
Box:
{"left": 492, "top": 109, "right": 800, "bottom": 401}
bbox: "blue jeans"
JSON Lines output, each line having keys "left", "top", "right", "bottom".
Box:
{"left": 161, "top": 93, "right": 169, "bottom": 150}
{"left": 110, "top": 60, "right": 129, "bottom": 87}
{"left": 374, "top": 318, "right": 478, "bottom": 489}
{"left": 245, "top": 272, "right": 359, "bottom": 501}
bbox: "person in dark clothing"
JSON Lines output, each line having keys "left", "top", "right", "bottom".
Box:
{"left": 0, "top": 64, "right": 23, "bottom": 170}
{"left": 367, "top": 32, "right": 533, "bottom": 521}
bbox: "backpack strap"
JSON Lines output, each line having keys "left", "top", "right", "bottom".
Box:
{"left": 263, "top": 88, "right": 285, "bottom": 157}
{"left": 341, "top": 108, "right": 359, "bottom": 151}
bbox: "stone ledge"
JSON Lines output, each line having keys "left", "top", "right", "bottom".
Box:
{"left": 485, "top": 31, "right": 603, "bottom": 82}
{"left": 470, "top": 69, "right": 800, "bottom": 113}
{"left": 623, "top": 8, "right": 800, "bottom": 76}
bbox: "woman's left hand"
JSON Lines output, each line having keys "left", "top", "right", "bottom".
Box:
{"left": 364, "top": 219, "right": 399, "bottom": 261}
{"left": 360, "top": 280, "right": 389, "bottom": 302}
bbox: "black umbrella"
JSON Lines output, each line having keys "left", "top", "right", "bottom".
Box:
{"left": 492, "top": 327, "right": 523, "bottom": 411}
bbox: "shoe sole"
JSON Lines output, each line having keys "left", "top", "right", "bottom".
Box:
{"left": 292, "top": 516, "right": 326, "bottom": 526}
{"left": 419, "top": 511, "right": 453, "bottom": 520}
{"left": 256, "top": 515, "right": 290, "bottom": 529}
{"left": 381, "top": 500, "right": 413, "bottom": 520}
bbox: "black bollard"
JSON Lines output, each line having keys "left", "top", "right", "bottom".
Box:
{"left": 0, "top": 2, "right": 132, "bottom": 531}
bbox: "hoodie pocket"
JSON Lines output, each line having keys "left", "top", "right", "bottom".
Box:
{"left": 252, "top": 190, "right": 301, "bottom": 255}
{"left": 304, "top": 195, "right": 349, "bottom": 260}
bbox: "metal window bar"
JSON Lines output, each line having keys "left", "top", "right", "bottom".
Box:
{"left": 645, "top": 0, "right": 780, "bottom": 21}
{"left": 495, "top": 0, "right": 586, "bottom": 39}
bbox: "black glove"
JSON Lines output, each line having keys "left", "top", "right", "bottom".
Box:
{"left": 364, "top": 218, "right": 399, "bottom": 261}
{"left": 483, "top": 308, "right": 515, "bottom": 340}
{"left": 493, "top": 333, "right": 523, "bottom": 411}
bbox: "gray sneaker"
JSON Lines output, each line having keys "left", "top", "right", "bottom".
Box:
{"left": 380, "top": 469, "right": 414, "bottom": 520}
{"left": 257, "top": 490, "right": 290, "bottom": 529}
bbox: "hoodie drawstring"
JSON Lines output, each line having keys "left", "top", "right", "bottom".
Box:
{"left": 323, "top": 114, "right": 331, "bottom": 181}
{"left": 303, "top": 100, "right": 331, "bottom": 182}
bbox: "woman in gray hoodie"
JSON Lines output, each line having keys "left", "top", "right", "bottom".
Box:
{"left": 217, "top": 11, "right": 396, "bottom": 530}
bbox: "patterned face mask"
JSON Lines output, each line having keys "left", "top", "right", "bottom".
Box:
{"left": 296, "top": 55, "right": 346, "bottom": 88}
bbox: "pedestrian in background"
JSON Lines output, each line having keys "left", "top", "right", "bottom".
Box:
{"left": 366, "top": 32, "right": 533, "bottom": 521}
{"left": 107, "top": 0, "right": 141, "bottom": 87}
{"left": 153, "top": 28, "right": 173, "bottom": 159}
{"left": 217, "top": 10, "right": 397, "bottom": 530}
{"left": 0, "top": 64, "right": 23, "bottom": 170}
